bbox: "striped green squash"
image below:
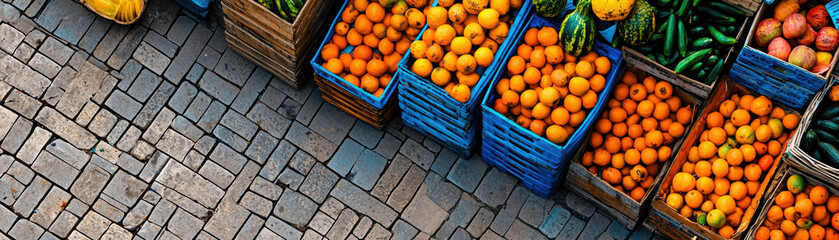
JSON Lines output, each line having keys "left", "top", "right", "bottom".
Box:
{"left": 560, "top": 0, "right": 596, "bottom": 56}
{"left": 533, "top": 0, "right": 568, "bottom": 18}
{"left": 617, "top": 0, "right": 655, "bottom": 46}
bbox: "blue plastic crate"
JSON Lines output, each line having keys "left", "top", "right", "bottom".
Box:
{"left": 736, "top": 46, "right": 828, "bottom": 92}
{"left": 730, "top": 61, "right": 817, "bottom": 111}
{"left": 479, "top": 14, "right": 624, "bottom": 197}
{"left": 395, "top": 0, "right": 533, "bottom": 157}
{"left": 309, "top": 0, "right": 407, "bottom": 110}
{"left": 175, "top": 0, "right": 209, "bottom": 17}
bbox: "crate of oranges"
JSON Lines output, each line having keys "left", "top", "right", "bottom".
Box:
{"left": 311, "top": 0, "right": 425, "bottom": 129}
{"left": 647, "top": 76, "right": 802, "bottom": 240}
{"left": 562, "top": 65, "right": 701, "bottom": 229}
{"left": 746, "top": 165, "right": 839, "bottom": 240}
{"left": 480, "top": 14, "right": 624, "bottom": 197}
{"left": 396, "top": 0, "right": 532, "bottom": 157}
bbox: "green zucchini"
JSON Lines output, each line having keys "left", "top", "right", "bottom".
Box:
{"left": 712, "top": 16, "right": 737, "bottom": 24}
{"left": 708, "top": 26, "right": 737, "bottom": 45}
{"left": 656, "top": 52, "right": 668, "bottom": 65}
{"left": 802, "top": 130, "right": 820, "bottom": 152}
{"left": 710, "top": 1, "right": 747, "bottom": 17}
{"left": 663, "top": 49, "right": 682, "bottom": 66}
{"left": 658, "top": 21, "right": 669, "bottom": 33}
{"left": 817, "top": 120, "right": 839, "bottom": 132}
{"left": 819, "top": 105, "right": 839, "bottom": 119}
{"left": 690, "top": 37, "right": 713, "bottom": 49}
{"left": 664, "top": 14, "right": 677, "bottom": 57}
{"left": 678, "top": 21, "right": 687, "bottom": 57}
{"left": 707, "top": 55, "right": 720, "bottom": 65}
{"left": 675, "top": 48, "right": 711, "bottom": 73}
{"left": 692, "top": 0, "right": 701, "bottom": 7}
{"left": 696, "top": 69, "right": 707, "bottom": 80}
{"left": 676, "top": 0, "right": 690, "bottom": 16}
{"left": 689, "top": 61, "right": 703, "bottom": 72}
{"left": 672, "top": 0, "right": 680, "bottom": 8}
{"left": 688, "top": 26, "right": 705, "bottom": 35}
{"left": 705, "top": 59, "right": 724, "bottom": 84}
{"left": 818, "top": 142, "right": 839, "bottom": 167}
{"left": 815, "top": 130, "right": 839, "bottom": 143}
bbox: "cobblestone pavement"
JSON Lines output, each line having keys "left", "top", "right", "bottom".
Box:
{"left": 0, "top": 0, "right": 664, "bottom": 239}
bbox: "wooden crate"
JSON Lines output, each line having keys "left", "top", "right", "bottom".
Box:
{"left": 313, "top": 74, "right": 399, "bottom": 130}
{"left": 564, "top": 65, "right": 703, "bottom": 230}
{"left": 646, "top": 76, "right": 800, "bottom": 240}
{"left": 621, "top": 0, "right": 752, "bottom": 98}
{"left": 785, "top": 78, "right": 839, "bottom": 183}
{"left": 221, "top": 0, "right": 336, "bottom": 88}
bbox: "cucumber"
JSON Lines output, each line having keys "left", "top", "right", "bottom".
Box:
{"left": 708, "top": 26, "right": 737, "bottom": 45}
{"left": 815, "top": 129, "right": 839, "bottom": 143}
{"left": 676, "top": 0, "right": 690, "bottom": 16}
{"left": 689, "top": 61, "right": 703, "bottom": 72}
{"left": 663, "top": 49, "right": 682, "bottom": 66}
{"left": 675, "top": 48, "right": 711, "bottom": 73}
{"left": 651, "top": 33, "right": 664, "bottom": 42}
{"left": 819, "top": 105, "right": 839, "bottom": 119}
{"left": 647, "top": 53, "right": 657, "bottom": 60}
{"left": 656, "top": 52, "right": 668, "bottom": 65}
{"left": 802, "top": 130, "right": 820, "bottom": 153}
{"left": 690, "top": 37, "right": 713, "bottom": 49}
{"left": 664, "top": 14, "right": 677, "bottom": 57}
{"left": 678, "top": 21, "right": 687, "bottom": 57}
{"left": 657, "top": 11, "right": 671, "bottom": 19}
{"left": 658, "top": 21, "right": 669, "bottom": 33}
{"left": 695, "top": 6, "right": 726, "bottom": 19}
{"left": 817, "top": 120, "right": 839, "bottom": 132}
{"left": 710, "top": 1, "right": 747, "bottom": 17}
{"left": 707, "top": 55, "right": 720, "bottom": 65}
{"left": 726, "top": 26, "right": 736, "bottom": 33}
{"left": 712, "top": 16, "right": 737, "bottom": 24}
{"left": 688, "top": 26, "right": 705, "bottom": 35}
{"left": 696, "top": 69, "right": 707, "bottom": 80}
{"left": 672, "top": 0, "right": 680, "bottom": 8}
{"left": 692, "top": 0, "right": 701, "bottom": 7}
{"left": 817, "top": 142, "right": 839, "bottom": 167}
{"left": 705, "top": 59, "right": 724, "bottom": 84}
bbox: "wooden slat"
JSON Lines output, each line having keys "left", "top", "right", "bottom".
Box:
{"left": 225, "top": 31, "right": 304, "bottom": 88}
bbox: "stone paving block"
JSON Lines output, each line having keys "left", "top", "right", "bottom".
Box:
{"left": 166, "top": 16, "right": 194, "bottom": 46}
{"left": 7, "top": 160, "right": 33, "bottom": 184}
{"left": 104, "top": 90, "right": 142, "bottom": 120}
{"left": 320, "top": 197, "right": 345, "bottom": 220}
{"left": 75, "top": 101, "right": 98, "bottom": 126}
{"left": 366, "top": 223, "right": 392, "bottom": 240}
{"left": 29, "top": 52, "right": 60, "bottom": 78}
{"left": 288, "top": 150, "right": 316, "bottom": 175}
{"left": 68, "top": 230, "right": 91, "bottom": 240}
{"left": 31, "top": 151, "right": 79, "bottom": 189}
{"left": 88, "top": 109, "right": 117, "bottom": 138}
{"left": 143, "top": 107, "right": 175, "bottom": 144}
{"left": 519, "top": 192, "right": 553, "bottom": 228}
{"left": 214, "top": 50, "right": 254, "bottom": 87}
{"left": 0, "top": 55, "right": 50, "bottom": 96}
{"left": 327, "top": 138, "right": 364, "bottom": 177}
{"left": 203, "top": 201, "right": 250, "bottom": 240}
{"left": 293, "top": 90, "right": 321, "bottom": 126}
{"left": 90, "top": 154, "right": 118, "bottom": 174}
{"left": 164, "top": 24, "right": 210, "bottom": 81}
{"left": 15, "top": 126, "right": 50, "bottom": 164}
{"left": 0, "top": 174, "right": 24, "bottom": 207}
{"left": 273, "top": 190, "right": 316, "bottom": 227}
{"left": 55, "top": 61, "right": 108, "bottom": 117}
{"left": 0, "top": 23, "right": 24, "bottom": 53}
{"left": 209, "top": 143, "right": 246, "bottom": 174}
{"left": 401, "top": 184, "right": 448, "bottom": 234}
{"left": 0, "top": 106, "right": 15, "bottom": 139}
{"left": 130, "top": 140, "right": 155, "bottom": 161}
{"left": 505, "top": 220, "right": 547, "bottom": 240}
{"left": 259, "top": 139, "right": 294, "bottom": 180}
{"left": 391, "top": 220, "right": 419, "bottom": 240}
{"left": 348, "top": 121, "right": 382, "bottom": 149}
{"left": 257, "top": 227, "right": 284, "bottom": 240}
{"left": 579, "top": 212, "right": 611, "bottom": 240}
{"left": 128, "top": 69, "right": 161, "bottom": 102}
{"left": 489, "top": 186, "right": 529, "bottom": 235}
{"left": 387, "top": 164, "right": 425, "bottom": 211}
{"left": 92, "top": 141, "right": 119, "bottom": 165}
{"left": 230, "top": 68, "right": 270, "bottom": 114}
{"left": 137, "top": 222, "right": 162, "bottom": 240}
{"left": 13, "top": 42, "right": 35, "bottom": 63}
{"left": 629, "top": 226, "right": 653, "bottom": 240}
{"left": 76, "top": 212, "right": 111, "bottom": 239}
{"left": 244, "top": 131, "right": 277, "bottom": 164}
{"left": 451, "top": 193, "right": 481, "bottom": 228}
{"left": 121, "top": 200, "right": 152, "bottom": 230}
{"left": 539, "top": 204, "right": 571, "bottom": 238}
{"left": 473, "top": 169, "right": 517, "bottom": 208}
{"left": 167, "top": 208, "right": 203, "bottom": 240}
{"left": 30, "top": 187, "right": 72, "bottom": 228}
{"left": 8, "top": 219, "right": 44, "bottom": 239}
{"left": 45, "top": 139, "right": 89, "bottom": 169}
{"left": 566, "top": 191, "right": 597, "bottom": 217}
{"left": 197, "top": 45, "right": 220, "bottom": 69}
{"left": 133, "top": 81, "right": 175, "bottom": 128}
{"left": 468, "top": 207, "right": 495, "bottom": 237}
{"left": 65, "top": 199, "right": 89, "bottom": 217}
{"left": 399, "top": 139, "right": 434, "bottom": 170}
{"left": 198, "top": 71, "right": 239, "bottom": 105}
{"left": 156, "top": 160, "right": 223, "bottom": 207}
{"left": 240, "top": 191, "right": 272, "bottom": 217}
{"left": 374, "top": 132, "right": 401, "bottom": 159}
{"left": 278, "top": 168, "right": 304, "bottom": 190}
{"left": 148, "top": 199, "right": 176, "bottom": 225}
{"left": 424, "top": 172, "right": 461, "bottom": 212}
{"left": 220, "top": 110, "right": 257, "bottom": 139}
{"left": 156, "top": 129, "right": 193, "bottom": 161}
{"left": 47, "top": 211, "right": 77, "bottom": 238}
{"left": 247, "top": 101, "right": 291, "bottom": 138}
{"left": 307, "top": 211, "right": 333, "bottom": 235}
{"left": 235, "top": 214, "right": 265, "bottom": 240}
{"left": 12, "top": 175, "right": 49, "bottom": 217}
{"left": 447, "top": 156, "right": 488, "bottom": 193}
{"left": 188, "top": 93, "right": 214, "bottom": 126}
{"left": 450, "top": 228, "right": 470, "bottom": 240}
{"left": 348, "top": 149, "right": 386, "bottom": 191}
{"left": 309, "top": 103, "right": 354, "bottom": 144}
{"left": 143, "top": 30, "right": 177, "bottom": 58}
{"left": 78, "top": 17, "right": 110, "bottom": 53}
{"left": 107, "top": 25, "right": 147, "bottom": 70}
{"left": 116, "top": 152, "right": 143, "bottom": 175}
{"left": 168, "top": 82, "right": 198, "bottom": 114}
{"left": 213, "top": 124, "right": 248, "bottom": 152}
{"left": 218, "top": 160, "right": 259, "bottom": 205}
{"left": 100, "top": 223, "right": 132, "bottom": 240}
{"left": 92, "top": 198, "right": 125, "bottom": 222}
{"left": 264, "top": 216, "right": 301, "bottom": 240}
{"left": 556, "top": 215, "right": 586, "bottom": 240}
{"left": 116, "top": 60, "right": 142, "bottom": 90}
{"left": 38, "top": 37, "right": 72, "bottom": 64}
{"left": 182, "top": 150, "right": 204, "bottom": 172}
{"left": 322, "top": 208, "right": 356, "bottom": 240}
{"left": 22, "top": 30, "right": 44, "bottom": 50}
{"left": 259, "top": 86, "right": 285, "bottom": 110}
{"left": 606, "top": 218, "right": 631, "bottom": 239}
{"left": 198, "top": 160, "right": 234, "bottom": 189}
{"left": 102, "top": 171, "right": 146, "bottom": 207}
{"left": 349, "top": 216, "right": 370, "bottom": 238}
{"left": 0, "top": 204, "right": 17, "bottom": 232}
{"left": 1, "top": 118, "right": 31, "bottom": 153}
{"left": 69, "top": 165, "right": 109, "bottom": 205}
{"left": 369, "top": 153, "right": 410, "bottom": 201}
{"left": 5, "top": 87, "right": 42, "bottom": 119}
{"left": 194, "top": 135, "right": 216, "bottom": 155}
{"left": 0, "top": 155, "right": 11, "bottom": 173}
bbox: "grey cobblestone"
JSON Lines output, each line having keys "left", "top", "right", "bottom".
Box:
{"left": 128, "top": 69, "right": 161, "bottom": 102}
{"left": 31, "top": 187, "right": 72, "bottom": 228}
{"left": 15, "top": 126, "right": 49, "bottom": 164}
{"left": 167, "top": 208, "right": 203, "bottom": 239}
{"left": 0, "top": 174, "right": 24, "bottom": 207}
{"left": 1, "top": 118, "right": 31, "bottom": 153}
{"left": 133, "top": 81, "right": 175, "bottom": 128}
{"left": 88, "top": 109, "right": 117, "bottom": 138}
{"left": 235, "top": 214, "right": 265, "bottom": 240}
{"left": 48, "top": 211, "right": 77, "bottom": 238}
{"left": 38, "top": 37, "right": 71, "bottom": 64}
{"left": 198, "top": 160, "right": 234, "bottom": 189}
{"left": 13, "top": 176, "right": 49, "bottom": 217}
{"left": 122, "top": 200, "right": 152, "bottom": 230}
{"left": 9, "top": 219, "right": 45, "bottom": 239}
{"left": 7, "top": 160, "right": 34, "bottom": 184}
{"left": 156, "top": 160, "right": 223, "bottom": 207}
{"left": 5, "top": 87, "right": 42, "bottom": 119}
{"left": 169, "top": 82, "right": 198, "bottom": 114}
{"left": 32, "top": 151, "right": 79, "bottom": 189}
{"left": 386, "top": 164, "right": 425, "bottom": 211}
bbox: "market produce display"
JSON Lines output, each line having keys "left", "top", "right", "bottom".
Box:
{"left": 490, "top": 26, "right": 613, "bottom": 145}
{"left": 559, "top": 0, "right": 597, "bottom": 56}
{"left": 408, "top": 0, "right": 525, "bottom": 103}
{"left": 580, "top": 72, "right": 693, "bottom": 202}
{"left": 255, "top": 0, "right": 306, "bottom": 22}
{"left": 626, "top": 0, "right": 745, "bottom": 84}
{"left": 665, "top": 93, "right": 799, "bottom": 238}
{"left": 801, "top": 85, "right": 839, "bottom": 167}
{"left": 753, "top": 174, "right": 839, "bottom": 240}
{"left": 84, "top": 0, "right": 144, "bottom": 23}
{"left": 753, "top": 0, "right": 837, "bottom": 74}
{"left": 318, "top": 0, "right": 424, "bottom": 97}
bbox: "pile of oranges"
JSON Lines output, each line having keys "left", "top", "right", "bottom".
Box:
{"left": 665, "top": 93, "right": 800, "bottom": 238}
{"left": 320, "top": 0, "right": 426, "bottom": 97}
{"left": 409, "top": 0, "right": 524, "bottom": 103}
{"left": 491, "top": 26, "right": 612, "bottom": 145}
{"left": 580, "top": 72, "right": 694, "bottom": 202}
{"left": 755, "top": 174, "right": 839, "bottom": 240}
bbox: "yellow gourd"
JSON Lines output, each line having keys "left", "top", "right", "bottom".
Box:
{"left": 591, "top": 0, "right": 635, "bottom": 21}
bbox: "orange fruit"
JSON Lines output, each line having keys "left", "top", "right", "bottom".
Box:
{"left": 751, "top": 96, "right": 773, "bottom": 116}
{"left": 652, "top": 102, "right": 670, "bottom": 121}
{"left": 730, "top": 181, "right": 748, "bottom": 200}
{"left": 366, "top": 59, "right": 388, "bottom": 77}
{"left": 699, "top": 141, "right": 718, "bottom": 159}
{"left": 696, "top": 176, "right": 714, "bottom": 194}
{"left": 712, "top": 158, "right": 729, "bottom": 176}
{"left": 827, "top": 195, "right": 839, "bottom": 213}
{"left": 719, "top": 226, "right": 735, "bottom": 239}
{"left": 411, "top": 59, "right": 432, "bottom": 77}
{"left": 730, "top": 109, "right": 751, "bottom": 126}
{"left": 546, "top": 125, "right": 569, "bottom": 144}
{"left": 672, "top": 172, "right": 696, "bottom": 193}
{"left": 603, "top": 167, "right": 622, "bottom": 185}
{"left": 685, "top": 190, "right": 704, "bottom": 208}
{"left": 783, "top": 114, "right": 799, "bottom": 130}
{"left": 568, "top": 77, "right": 590, "bottom": 96}
{"left": 629, "top": 83, "right": 647, "bottom": 102}
{"left": 456, "top": 54, "right": 478, "bottom": 74}
{"left": 796, "top": 198, "right": 814, "bottom": 218}
{"left": 676, "top": 107, "right": 693, "bottom": 125}
{"left": 474, "top": 47, "right": 494, "bottom": 67}
{"left": 776, "top": 191, "right": 795, "bottom": 208}
{"left": 717, "top": 195, "right": 737, "bottom": 214}
{"left": 666, "top": 193, "right": 685, "bottom": 209}
{"left": 360, "top": 74, "right": 380, "bottom": 92}
{"left": 654, "top": 81, "right": 673, "bottom": 99}
{"left": 781, "top": 220, "right": 798, "bottom": 236}
{"left": 707, "top": 112, "right": 725, "bottom": 128}
{"left": 715, "top": 177, "right": 731, "bottom": 196}
{"left": 739, "top": 94, "right": 755, "bottom": 111}
{"left": 324, "top": 58, "right": 344, "bottom": 74}
{"left": 344, "top": 75, "right": 360, "bottom": 86}
{"left": 695, "top": 160, "right": 712, "bottom": 177}
{"left": 757, "top": 226, "right": 772, "bottom": 240}
{"left": 451, "top": 84, "right": 471, "bottom": 103}
{"left": 811, "top": 186, "right": 829, "bottom": 205}
{"left": 594, "top": 56, "right": 610, "bottom": 75}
